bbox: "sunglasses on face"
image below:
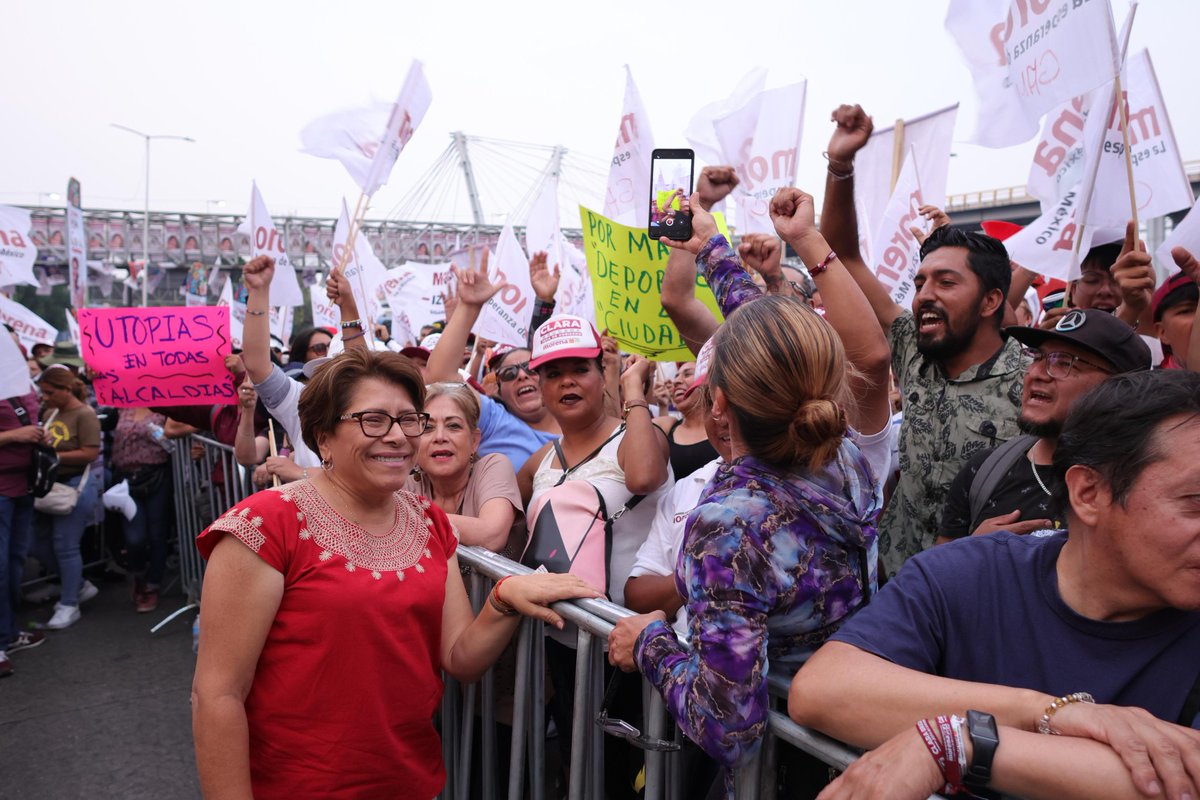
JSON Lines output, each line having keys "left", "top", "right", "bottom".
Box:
{"left": 309, "top": 342, "right": 330, "bottom": 356}
{"left": 496, "top": 362, "right": 535, "bottom": 382}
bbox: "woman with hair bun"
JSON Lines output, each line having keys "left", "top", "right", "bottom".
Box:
{"left": 609, "top": 187, "right": 894, "bottom": 793}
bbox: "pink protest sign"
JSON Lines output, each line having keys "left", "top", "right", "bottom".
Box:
{"left": 77, "top": 306, "right": 235, "bottom": 407}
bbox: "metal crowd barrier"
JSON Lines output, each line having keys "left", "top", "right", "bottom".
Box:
{"left": 152, "top": 434, "right": 253, "bottom": 633}
{"left": 163, "top": 452, "right": 941, "bottom": 799}
{"left": 444, "top": 547, "right": 943, "bottom": 800}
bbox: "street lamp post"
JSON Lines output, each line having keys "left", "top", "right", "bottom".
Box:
{"left": 111, "top": 124, "right": 195, "bottom": 306}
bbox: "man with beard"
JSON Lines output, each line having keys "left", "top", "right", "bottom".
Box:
{"left": 818, "top": 104, "right": 1029, "bottom": 577}
{"left": 938, "top": 309, "right": 1151, "bottom": 540}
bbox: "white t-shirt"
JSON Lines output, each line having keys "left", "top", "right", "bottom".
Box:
{"left": 628, "top": 458, "right": 721, "bottom": 639}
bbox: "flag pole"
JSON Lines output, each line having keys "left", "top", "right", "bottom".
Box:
{"left": 1113, "top": 72, "right": 1141, "bottom": 250}
{"left": 890, "top": 119, "right": 906, "bottom": 193}
{"left": 337, "top": 190, "right": 378, "bottom": 346}
{"left": 267, "top": 419, "right": 281, "bottom": 488}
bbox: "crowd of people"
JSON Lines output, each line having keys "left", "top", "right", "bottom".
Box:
{"left": 2, "top": 101, "right": 1199, "bottom": 799}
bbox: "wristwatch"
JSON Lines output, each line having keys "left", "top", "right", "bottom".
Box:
{"left": 963, "top": 709, "right": 1000, "bottom": 788}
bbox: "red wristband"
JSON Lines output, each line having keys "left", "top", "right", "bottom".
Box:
{"left": 809, "top": 250, "right": 838, "bottom": 277}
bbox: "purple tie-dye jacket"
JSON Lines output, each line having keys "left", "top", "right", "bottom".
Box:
{"left": 635, "top": 234, "right": 881, "bottom": 771}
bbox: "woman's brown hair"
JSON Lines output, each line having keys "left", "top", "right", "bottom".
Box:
{"left": 38, "top": 364, "right": 87, "bottom": 402}
{"left": 709, "top": 295, "right": 850, "bottom": 471}
{"left": 298, "top": 349, "right": 426, "bottom": 457}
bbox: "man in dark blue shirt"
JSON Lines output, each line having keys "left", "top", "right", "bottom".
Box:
{"left": 790, "top": 369, "right": 1200, "bottom": 800}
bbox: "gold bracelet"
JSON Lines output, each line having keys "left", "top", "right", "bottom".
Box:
{"left": 1037, "top": 692, "right": 1094, "bottom": 735}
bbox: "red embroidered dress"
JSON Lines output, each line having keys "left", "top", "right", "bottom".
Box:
{"left": 198, "top": 480, "right": 456, "bottom": 799}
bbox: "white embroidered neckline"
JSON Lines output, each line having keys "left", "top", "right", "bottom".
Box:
{"left": 215, "top": 481, "right": 434, "bottom": 581}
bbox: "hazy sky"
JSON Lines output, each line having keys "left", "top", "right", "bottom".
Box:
{"left": 3, "top": 0, "right": 1193, "bottom": 227}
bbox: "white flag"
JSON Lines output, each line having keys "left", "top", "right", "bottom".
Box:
{"left": 684, "top": 67, "right": 768, "bottom": 166}
{"left": 217, "top": 278, "right": 246, "bottom": 351}
{"left": 603, "top": 67, "right": 656, "bottom": 227}
{"left": 0, "top": 206, "right": 39, "bottom": 288}
{"left": 1077, "top": 50, "right": 1193, "bottom": 239}
{"left": 713, "top": 81, "right": 807, "bottom": 234}
{"left": 236, "top": 182, "right": 304, "bottom": 308}
{"left": 0, "top": 319, "right": 34, "bottom": 396}
{"left": 381, "top": 262, "right": 454, "bottom": 338}
{"left": 311, "top": 290, "right": 340, "bottom": 331}
{"left": 855, "top": 105, "right": 958, "bottom": 261}
{"left": 946, "top": 0, "right": 1119, "bottom": 147}
{"left": 525, "top": 176, "right": 564, "bottom": 270}
{"left": 869, "top": 152, "right": 925, "bottom": 309}
{"left": 1157, "top": 204, "right": 1200, "bottom": 281}
{"left": 556, "top": 239, "right": 596, "bottom": 325}
{"left": 66, "top": 181, "right": 87, "bottom": 309}
{"left": 1004, "top": 186, "right": 1097, "bottom": 281}
{"left": 0, "top": 294, "right": 58, "bottom": 353}
{"left": 300, "top": 61, "right": 433, "bottom": 198}
{"left": 332, "top": 199, "right": 386, "bottom": 327}
{"left": 1027, "top": 8, "right": 1136, "bottom": 206}
{"left": 472, "top": 223, "right": 535, "bottom": 348}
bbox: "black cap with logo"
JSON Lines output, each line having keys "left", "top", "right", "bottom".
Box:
{"left": 1005, "top": 309, "right": 1152, "bottom": 374}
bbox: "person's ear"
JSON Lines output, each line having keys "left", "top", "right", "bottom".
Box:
{"left": 712, "top": 386, "right": 729, "bottom": 419}
{"left": 1064, "top": 464, "right": 1109, "bottom": 527}
{"left": 471, "top": 427, "right": 482, "bottom": 453}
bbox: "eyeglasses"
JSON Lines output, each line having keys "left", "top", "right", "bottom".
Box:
{"left": 309, "top": 342, "right": 330, "bottom": 356}
{"left": 496, "top": 362, "right": 535, "bottom": 382}
{"left": 1023, "top": 347, "right": 1114, "bottom": 380}
{"left": 339, "top": 410, "right": 430, "bottom": 438}
{"left": 594, "top": 672, "right": 680, "bottom": 752}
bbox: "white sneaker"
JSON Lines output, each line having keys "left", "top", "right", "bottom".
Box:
{"left": 78, "top": 581, "right": 99, "bottom": 604}
{"left": 46, "top": 603, "right": 81, "bottom": 630}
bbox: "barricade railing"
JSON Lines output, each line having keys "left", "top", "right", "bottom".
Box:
{"left": 152, "top": 434, "right": 252, "bottom": 633}
{"left": 163, "top": 454, "right": 939, "bottom": 799}
{"left": 447, "top": 546, "right": 938, "bottom": 800}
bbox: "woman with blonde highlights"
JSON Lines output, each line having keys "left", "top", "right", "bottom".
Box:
{"left": 610, "top": 187, "right": 894, "bottom": 794}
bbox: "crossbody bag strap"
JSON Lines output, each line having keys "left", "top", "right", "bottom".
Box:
{"left": 1179, "top": 668, "right": 1200, "bottom": 728}
{"left": 552, "top": 425, "right": 626, "bottom": 487}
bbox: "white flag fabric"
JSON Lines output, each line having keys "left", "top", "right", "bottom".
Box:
{"left": 684, "top": 67, "right": 769, "bottom": 166}
{"left": 603, "top": 67, "right": 656, "bottom": 227}
{"left": 0, "top": 206, "right": 39, "bottom": 288}
{"left": 1077, "top": 50, "right": 1193, "bottom": 238}
{"left": 946, "top": 0, "right": 1119, "bottom": 147}
{"left": 869, "top": 152, "right": 925, "bottom": 309}
{"left": 0, "top": 294, "right": 58, "bottom": 353}
{"left": 1027, "top": 8, "right": 1137, "bottom": 206}
{"left": 472, "top": 223, "right": 535, "bottom": 348}
{"left": 525, "top": 176, "right": 564, "bottom": 270}
{"left": 332, "top": 199, "right": 387, "bottom": 328}
{"left": 66, "top": 199, "right": 87, "bottom": 310}
{"left": 1157, "top": 204, "right": 1200, "bottom": 280}
{"left": 236, "top": 182, "right": 305, "bottom": 308}
{"left": 381, "top": 262, "right": 454, "bottom": 342}
{"left": 0, "top": 321, "right": 34, "bottom": 396}
{"left": 556, "top": 239, "right": 596, "bottom": 325}
{"left": 712, "top": 81, "right": 807, "bottom": 234}
{"left": 218, "top": 278, "right": 246, "bottom": 351}
{"left": 311, "top": 291, "right": 340, "bottom": 332}
{"left": 1004, "top": 186, "right": 1098, "bottom": 281}
{"left": 855, "top": 105, "right": 958, "bottom": 261}
{"left": 300, "top": 61, "right": 433, "bottom": 198}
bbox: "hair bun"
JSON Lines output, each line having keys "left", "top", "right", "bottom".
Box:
{"left": 789, "top": 399, "right": 848, "bottom": 453}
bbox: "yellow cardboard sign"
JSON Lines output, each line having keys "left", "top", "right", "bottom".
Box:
{"left": 579, "top": 206, "right": 726, "bottom": 361}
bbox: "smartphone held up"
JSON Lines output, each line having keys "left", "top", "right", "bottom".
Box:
{"left": 648, "top": 149, "right": 695, "bottom": 241}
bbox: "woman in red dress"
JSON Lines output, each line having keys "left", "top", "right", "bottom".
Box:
{"left": 191, "top": 348, "right": 598, "bottom": 799}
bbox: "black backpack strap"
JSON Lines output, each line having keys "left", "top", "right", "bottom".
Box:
{"left": 553, "top": 425, "right": 626, "bottom": 485}
{"left": 7, "top": 398, "right": 30, "bottom": 424}
{"left": 1178, "top": 669, "right": 1200, "bottom": 728}
{"left": 967, "top": 434, "right": 1037, "bottom": 533}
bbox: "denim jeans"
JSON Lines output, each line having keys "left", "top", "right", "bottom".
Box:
{"left": 1, "top": 493, "right": 35, "bottom": 646}
{"left": 33, "top": 471, "right": 100, "bottom": 607}
{"left": 123, "top": 467, "right": 173, "bottom": 586}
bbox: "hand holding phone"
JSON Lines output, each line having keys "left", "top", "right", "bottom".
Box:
{"left": 649, "top": 149, "right": 695, "bottom": 241}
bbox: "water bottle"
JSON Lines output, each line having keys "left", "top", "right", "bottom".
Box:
{"left": 148, "top": 422, "right": 174, "bottom": 453}
{"left": 192, "top": 613, "right": 201, "bottom": 654}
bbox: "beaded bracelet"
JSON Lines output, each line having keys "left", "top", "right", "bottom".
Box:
{"left": 809, "top": 251, "right": 838, "bottom": 277}
{"left": 1037, "top": 692, "right": 1095, "bottom": 735}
